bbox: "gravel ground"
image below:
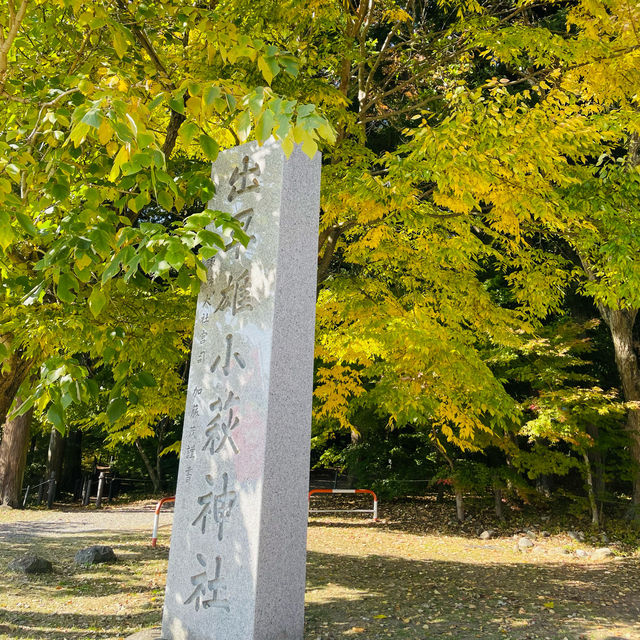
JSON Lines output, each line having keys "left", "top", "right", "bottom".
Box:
{"left": 0, "top": 500, "right": 174, "bottom": 541}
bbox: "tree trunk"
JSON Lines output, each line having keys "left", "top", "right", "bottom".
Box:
{"left": 136, "top": 440, "right": 161, "bottom": 493}
{"left": 583, "top": 452, "right": 600, "bottom": 528}
{"left": 61, "top": 428, "right": 82, "bottom": 493}
{"left": 0, "top": 338, "right": 32, "bottom": 426}
{"left": 0, "top": 399, "right": 33, "bottom": 507}
{"left": 47, "top": 426, "right": 66, "bottom": 487}
{"left": 598, "top": 306, "right": 640, "bottom": 511}
{"left": 585, "top": 422, "right": 605, "bottom": 514}
{"left": 494, "top": 487, "right": 504, "bottom": 520}
{"left": 455, "top": 488, "right": 465, "bottom": 522}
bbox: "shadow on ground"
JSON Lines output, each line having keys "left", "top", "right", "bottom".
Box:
{"left": 0, "top": 529, "right": 166, "bottom": 639}
{"left": 305, "top": 549, "right": 640, "bottom": 640}
{"left": 1, "top": 506, "right": 639, "bottom": 640}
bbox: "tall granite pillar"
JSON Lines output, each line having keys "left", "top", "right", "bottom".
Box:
{"left": 162, "top": 138, "right": 321, "bottom": 640}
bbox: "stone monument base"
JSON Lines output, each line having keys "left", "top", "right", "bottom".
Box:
{"left": 125, "top": 628, "right": 163, "bottom": 640}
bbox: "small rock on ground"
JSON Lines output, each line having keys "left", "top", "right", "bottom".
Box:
{"left": 74, "top": 545, "right": 117, "bottom": 565}
{"left": 480, "top": 530, "right": 494, "bottom": 540}
{"left": 8, "top": 554, "right": 53, "bottom": 574}
{"left": 575, "top": 549, "right": 589, "bottom": 558}
{"left": 593, "top": 547, "right": 613, "bottom": 559}
{"left": 518, "top": 537, "right": 534, "bottom": 550}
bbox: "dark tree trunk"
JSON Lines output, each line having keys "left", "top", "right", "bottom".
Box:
{"left": 47, "top": 426, "right": 66, "bottom": 487}
{"left": 585, "top": 422, "right": 605, "bottom": 508}
{"left": 61, "top": 429, "right": 82, "bottom": 493}
{"left": 136, "top": 440, "right": 161, "bottom": 493}
{"left": 0, "top": 399, "right": 33, "bottom": 507}
{"left": 598, "top": 306, "right": 640, "bottom": 511}
{"left": 494, "top": 487, "right": 504, "bottom": 520}
{"left": 583, "top": 452, "right": 600, "bottom": 528}
{"left": 0, "top": 338, "right": 32, "bottom": 427}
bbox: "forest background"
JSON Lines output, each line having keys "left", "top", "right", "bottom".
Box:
{"left": 1, "top": 0, "right": 639, "bottom": 530}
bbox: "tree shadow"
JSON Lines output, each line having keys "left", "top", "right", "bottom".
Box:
{"left": 0, "top": 529, "right": 167, "bottom": 599}
{"left": 305, "top": 549, "right": 640, "bottom": 639}
{"left": 309, "top": 494, "right": 640, "bottom": 548}
{"left": 0, "top": 610, "right": 160, "bottom": 639}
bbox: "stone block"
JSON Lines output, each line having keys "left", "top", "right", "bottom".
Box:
{"left": 162, "top": 139, "right": 321, "bottom": 640}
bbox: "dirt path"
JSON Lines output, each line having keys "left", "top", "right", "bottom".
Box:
{"left": 0, "top": 500, "right": 173, "bottom": 541}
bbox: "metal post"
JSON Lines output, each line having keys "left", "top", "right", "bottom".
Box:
{"left": 82, "top": 474, "right": 91, "bottom": 506}
{"left": 95, "top": 472, "right": 105, "bottom": 508}
{"left": 46, "top": 472, "right": 56, "bottom": 509}
{"left": 151, "top": 496, "right": 176, "bottom": 547}
{"left": 22, "top": 485, "right": 30, "bottom": 508}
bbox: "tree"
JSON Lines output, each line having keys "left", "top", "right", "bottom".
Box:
{"left": 0, "top": 397, "right": 33, "bottom": 506}
{"left": 0, "top": 0, "right": 333, "bottom": 504}
{"left": 306, "top": 0, "right": 640, "bottom": 510}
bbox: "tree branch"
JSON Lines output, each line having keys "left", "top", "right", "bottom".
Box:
{"left": 0, "top": 0, "right": 29, "bottom": 83}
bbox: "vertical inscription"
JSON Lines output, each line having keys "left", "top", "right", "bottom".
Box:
{"left": 182, "top": 152, "right": 262, "bottom": 614}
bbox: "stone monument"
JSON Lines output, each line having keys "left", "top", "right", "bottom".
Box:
{"left": 161, "top": 138, "right": 321, "bottom": 640}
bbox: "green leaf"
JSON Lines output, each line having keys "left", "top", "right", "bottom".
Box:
{"left": 279, "top": 54, "right": 299, "bottom": 77}
{"left": 168, "top": 93, "right": 185, "bottom": 115}
{"left": 101, "top": 256, "right": 122, "bottom": 283}
{"left": 237, "top": 110, "right": 251, "bottom": 142}
{"left": 199, "top": 134, "right": 219, "bottom": 161}
{"left": 57, "top": 272, "right": 78, "bottom": 303}
{"left": 204, "top": 86, "right": 222, "bottom": 106}
{"left": 256, "top": 109, "right": 275, "bottom": 144}
{"left": 258, "top": 55, "right": 279, "bottom": 84}
{"left": 0, "top": 212, "right": 16, "bottom": 249}
{"left": 165, "top": 241, "right": 187, "bottom": 271}
{"left": 81, "top": 108, "right": 103, "bottom": 129}
{"left": 88, "top": 287, "right": 107, "bottom": 317}
{"left": 179, "top": 120, "right": 200, "bottom": 145}
{"left": 5, "top": 163, "right": 20, "bottom": 182}
{"left": 106, "top": 397, "right": 127, "bottom": 423}
{"left": 51, "top": 182, "right": 70, "bottom": 200}
{"left": 113, "top": 29, "right": 129, "bottom": 58}
{"left": 157, "top": 190, "right": 173, "bottom": 211}
{"left": 47, "top": 403, "right": 65, "bottom": 431}
{"left": 138, "top": 371, "right": 157, "bottom": 387}
{"left": 248, "top": 88, "right": 264, "bottom": 116}
{"left": 188, "top": 81, "right": 202, "bottom": 96}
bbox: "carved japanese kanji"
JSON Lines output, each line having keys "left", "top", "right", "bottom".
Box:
{"left": 203, "top": 390, "right": 240, "bottom": 455}
{"left": 227, "top": 155, "right": 261, "bottom": 202}
{"left": 191, "top": 473, "right": 237, "bottom": 540}
{"left": 215, "top": 269, "right": 253, "bottom": 316}
{"left": 210, "top": 334, "right": 246, "bottom": 376}
{"left": 184, "top": 554, "right": 230, "bottom": 612}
